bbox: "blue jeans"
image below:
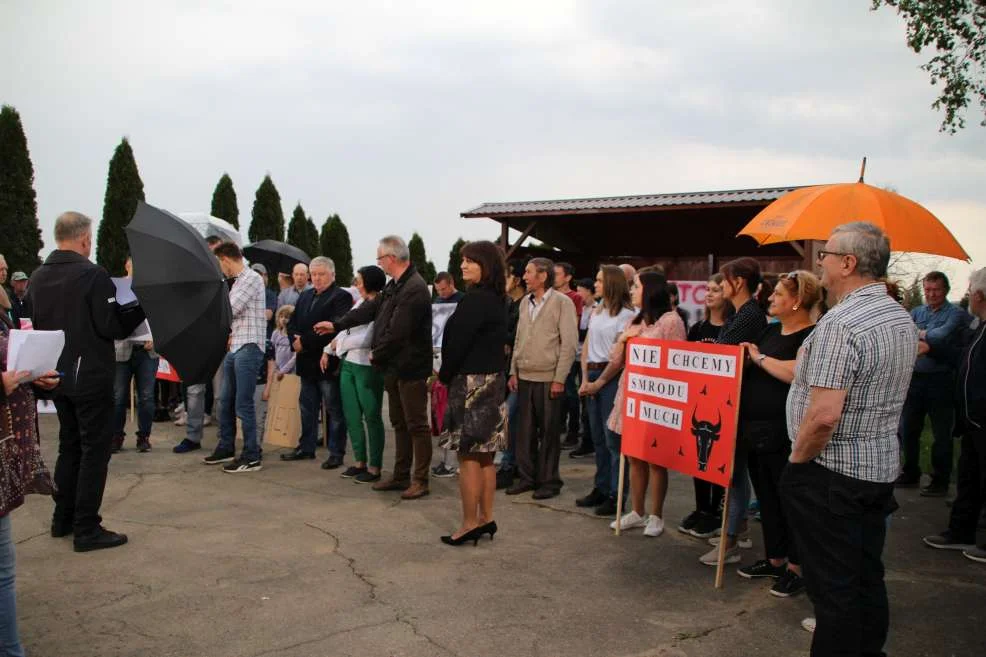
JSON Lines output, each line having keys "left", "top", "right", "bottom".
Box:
{"left": 217, "top": 344, "right": 265, "bottom": 461}
{"left": 0, "top": 516, "right": 24, "bottom": 657}
{"left": 586, "top": 369, "right": 620, "bottom": 497}
{"left": 112, "top": 348, "right": 159, "bottom": 439}
{"left": 500, "top": 389, "right": 520, "bottom": 469}
{"left": 299, "top": 376, "right": 346, "bottom": 457}
{"left": 183, "top": 383, "right": 206, "bottom": 444}
{"left": 727, "top": 444, "right": 751, "bottom": 536}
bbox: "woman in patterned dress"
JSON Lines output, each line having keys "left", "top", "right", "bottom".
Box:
{"left": 437, "top": 241, "right": 508, "bottom": 546}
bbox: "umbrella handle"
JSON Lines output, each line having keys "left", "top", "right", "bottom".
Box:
{"left": 858, "top": 156, "right": 867, "bottom": 183}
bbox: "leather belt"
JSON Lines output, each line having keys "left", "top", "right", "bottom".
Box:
{"left": 586, "top": 362, "right": 608, "bottom": 371}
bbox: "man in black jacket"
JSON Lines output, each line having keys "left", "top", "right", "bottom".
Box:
{"left": 28, "top": 212, "right": 146, "bottom": 552}
{"left": 319, "top": 235, "right": 433, "bottom": 499}
{"left": 923, "top": 268, "right": 986, "bottom": 563}
{"left": 282, "top": 256, "right": 353, "bottom": 467}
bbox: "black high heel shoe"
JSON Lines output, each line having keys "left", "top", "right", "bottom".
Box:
{"left": 440, "top": 526, "right": 483, "bottom": 546}
{"left": 478, "top": 521, "right": 497, "bottom": 540}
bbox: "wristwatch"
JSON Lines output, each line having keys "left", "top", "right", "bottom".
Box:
{"left": 757, "top": 354, "right": 767, "bottom": 367}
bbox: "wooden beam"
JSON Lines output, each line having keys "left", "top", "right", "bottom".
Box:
{"left": 506, "top": 221, "right": 538, "bottom": 259}
{"left": 789, "top": 241, "right": 806, "bottom": 259}
{"left": 499, "top": 221, "right": 509, "bottom": 251}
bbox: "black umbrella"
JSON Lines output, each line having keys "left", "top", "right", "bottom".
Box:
{"left": 125, "top": 201, "right": 232, "bottom": 384}
{"left": 243, "top": 240, "right": 311, "bottom": 277}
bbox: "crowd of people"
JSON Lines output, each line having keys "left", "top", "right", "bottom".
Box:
{"left": 1, "top": 214, "right": 985, "bottom": 657}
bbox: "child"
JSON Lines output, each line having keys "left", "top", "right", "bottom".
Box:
{"left": 263, "top": 304, "right": 296, "bottom": 401}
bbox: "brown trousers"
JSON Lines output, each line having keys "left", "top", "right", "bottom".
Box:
{"left": 385, "top": 374, "right": 432, "bottom": 485}
{"left": 515, "top": 379, "right": 564, "bottom": 492}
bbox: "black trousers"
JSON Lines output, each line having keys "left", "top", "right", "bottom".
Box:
{"left": 781, "top": 461, "right": 897, "bottom": 657}
{"left": 948, "top": 428, "right": 986, "bottom": 543}
{"left": 692, "top": 479, "right": 724, "bottom": 515}
{"left": 53, "top": 392, "right": 114, "bottom": 535}
{"left": 751, "top": 447, "right": 799, "bottom": 564}
{"left": 516, "top": 380, "right": 564, "bottom": 492}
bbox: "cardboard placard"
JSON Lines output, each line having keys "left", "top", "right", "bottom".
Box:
{"left": 156, "top": 357, "right": 181, "bottom": 383}
{"left": 263, "top": 374, "right": 302, "bottom": 449}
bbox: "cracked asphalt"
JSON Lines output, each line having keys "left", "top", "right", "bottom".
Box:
{"left": 11, "top": 411, "right": 986, "bottom": 657}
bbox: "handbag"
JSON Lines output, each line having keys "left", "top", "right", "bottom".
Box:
{"left": 740, "top": 419, "right": 790, "bottom": 455}
{"left": 0, "top": 394, "right": 55, "bottom": 516}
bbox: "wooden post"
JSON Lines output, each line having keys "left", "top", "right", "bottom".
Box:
{"left": 129, "top": 378, "right": 136, "bottom": 430}
{"left": 614, "top": 453, "right": 627, "bottom": 536}
{"left": 715, "top": 356, "right": 745, "bottom": 589}
{"left": 707, "top": 253, "right": 715, "bottom": 278}
{"left": 499, "top": 221, "right": 509, "bottom": 251}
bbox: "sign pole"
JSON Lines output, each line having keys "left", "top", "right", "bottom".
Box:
{"left": 129, "top": 378, "right": 136, "bottom": 431}
{"left": 614, "top": 452, "right": 627, "bottom": 536}
{"left": 715, "top": 361, "right": 744, "bottom": 590}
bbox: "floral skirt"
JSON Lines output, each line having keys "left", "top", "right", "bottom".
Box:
{"left": 438, "top": 373, "right": 507, "bottom": 454}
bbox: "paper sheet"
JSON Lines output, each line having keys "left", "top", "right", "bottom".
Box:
{"left": 4, "top": 329, "right": 65, "bottom": 380}
{"left": 111, "top": 277, "right": 138, "bottom": 306}
{"left": 127, "top": 320, "right": 152, "bottom": 343}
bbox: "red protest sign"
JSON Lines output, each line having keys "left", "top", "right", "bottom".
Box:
{"left": 156, "top": 357, "right": 181, "bottom": 383}
{"left": 619, "top": 338, "right": 743, "bottom": 488}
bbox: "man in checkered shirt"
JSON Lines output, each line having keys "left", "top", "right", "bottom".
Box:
{"left": 203, "top": 243, "right": 268, "bottom": 473}
{"left": 782, "top": 222, "right": 917, "bottom": 657}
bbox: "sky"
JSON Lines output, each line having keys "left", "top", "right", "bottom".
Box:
{"left": 2, "top": 0, "right": 984, "bottom": 295}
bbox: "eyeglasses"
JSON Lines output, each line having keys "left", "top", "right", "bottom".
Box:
{"left": 376, "top": 254, "right": 393, "bottom": 263}
{"left": 816, "top": 250, "right": 850, "bottom": 263}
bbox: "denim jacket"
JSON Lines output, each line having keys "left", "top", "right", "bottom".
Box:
{"left": 912, "top": 301, "right": 970, "bottom": 374}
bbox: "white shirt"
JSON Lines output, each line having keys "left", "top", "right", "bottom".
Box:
{"left": 325, "top": 298, "right": 374, "bottom": 366}
{"left": 527, "top": 288, "right": 555, "bottom": 321}
{"left": 586, "top": 307, "right": 636, "bottom": 363}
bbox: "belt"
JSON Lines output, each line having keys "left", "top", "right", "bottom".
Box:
{"left": 587, "top": 362, "right": 608, "bottom": 371}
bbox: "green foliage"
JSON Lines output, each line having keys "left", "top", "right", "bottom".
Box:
{"left": 408, "top": 232, "right": 437, "bottom": 285}
{"left": 287, "top": 203, "right": 310, "bottom": 254}
{"left": 0, "top": 105, "right": 43, "bottom": 275}
{"left": 902, "top": 275, "right": 925, "bottom": 310}
{"left": 446, "top": 237, "right": 466, "bottom": 291}
{"left": 305, "top": 217, "right": 320, "bottom": 258}
{"left": 210, "top": 173, "right": 239, "bottom": 228}
{"left": 248, "top": 175, "right": 285, "bottom": 243}
{"left": 872, "top": 0, "right": 986, "bottom": 132}
{"left": 97, "top": 137, "right": 145, "bottom": 276}
{"left": 319, "top": 214, "right": 354, "bottom": 285}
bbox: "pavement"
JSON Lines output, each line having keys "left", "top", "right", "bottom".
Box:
{"left": 11, "top": 408, "right": 986, "bottom": 657}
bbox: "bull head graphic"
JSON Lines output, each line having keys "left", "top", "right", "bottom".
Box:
{"left": 690, "top": 407, "right": 722, "bottom": 472}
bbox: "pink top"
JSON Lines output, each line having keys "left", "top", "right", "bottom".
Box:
{"left": 607, "top": 311, "right": 687, "bottom": 435}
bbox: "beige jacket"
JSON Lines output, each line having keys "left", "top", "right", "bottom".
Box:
{"left": 511, "top": 290, "right": 579, "bottom": 383}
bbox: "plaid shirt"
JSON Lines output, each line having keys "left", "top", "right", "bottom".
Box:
{"left": 786, "top": 283, "right": 918, "bottom": 483}
{"left": 229, "top": 267, "right": 267, "bottom": 353}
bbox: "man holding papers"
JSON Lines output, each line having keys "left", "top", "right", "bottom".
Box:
{"left": 28, "top": 212, "right": 146, "bottom": 553}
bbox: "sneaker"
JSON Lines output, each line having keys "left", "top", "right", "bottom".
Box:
{"left": 560, "top": 435, "right": 579, "bottom": 450}
{"left": 173, "top": 413, "right": 187, "bottom": 427}
{"left": 923, "top": 530, "right": 976, "bottom": 551}
{"left": 136, "top": 437, "right": 151, "bottom": 453}
{"left": 920, "top": 481, "right": 948, "bottom": 497}
{"left": 688, "top": 512, "right": 722, "bottom": 539}
{"left": 222, "top": 457, "right": 262, "bottom": 473}
{"left": 173, "top": 439, "right": 202, "bottom": 454}
{"left": 643, "top": 515, "right": 665, "bottom": 537}
{"left": 801, "top": 617, "right": 816, "bottom": 633}
{"left": 569, "top": 446, "right": 594, "bottom": 459}
{"left": 700, "top": 545, "right": 740, "bottom": 566}
{"left": 738, "top": 559, "right": 787, "bottom": 579}
{"left": 709, "top": 533, "right": 752, "bottom": 549}
{"left": 962, "top": 545, "right": 986, "bottom": 563}
{"left": 594, "top": 497, "right": 618, "bottom": 517}
{"left": 340, "top": 466, "right": 367, "bottom": 479}
{"left": 354, "top": 471, "right": 381, "bottom": 484}
{"left": 203, "top": 448, "right": 236, "bottom": 465}
{"left": 111, "top": 436, "right": 124, "bottom": 454}
{"left": 769, "top": 569, "right": 806, "bottom": 598}
{"left": 677, "top": 509, "right": 702, "bottom": 534}
{"left": 609, "top": 510, "right": 647, "bottom": 531}
{"left": 575, "top": 488, "right": 607, "bottom": 508}
{"left": 431, "top": 462, "right": 457, "bottom": 478}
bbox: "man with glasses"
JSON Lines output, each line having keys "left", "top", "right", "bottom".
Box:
{"left": 784, "top": 223, "right": 917, "bottom": 656}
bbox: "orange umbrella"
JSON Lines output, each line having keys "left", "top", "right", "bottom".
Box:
{"left": 737, "top": 159, "right": 970, "bottom": 261}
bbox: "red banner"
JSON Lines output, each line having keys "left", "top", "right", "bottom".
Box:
{"left": 156, "top": 357, "right": 181, "bottom": 383}
{"left": 619, "top": 338, "right": 743, "bottom": 487}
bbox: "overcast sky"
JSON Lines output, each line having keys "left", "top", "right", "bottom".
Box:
{"left": 2, "top": 0, "right": 984, "bottom": 291}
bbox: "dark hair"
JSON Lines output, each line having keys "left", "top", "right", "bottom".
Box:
{"left": 435, "top": 271, "right": 455, "bottom": 285}
{"left": 638, "top": 264, "right": 666, "bottom": 276}
{"left": 597, "top": 265, "right": 632, "bottom": 316}
{"left": 923, "top": 270, "right": 950, "bottom": 293}
{"left": 757, "top": 273, "right": 778, "bottom": 312}
{"left": 213, "top": 242, "right": 243, "bottom": 261}
{"left": 635, "top": 271, "right": 673, "bottom": 326}
{"left": 555, "top": 262, "right": 575, "bottom": 283}
{"left": 205, "top": 235, "right": 223, "bottom": 246}
{"left": 528, "top": 257, "right": 555, "bottom": 288}
{"left": 507, "top": 259, "right": 525, "bottom": 280}
{"left": 668, "top": 282, "right": 680, "bottom": 304}
{"left": 575, "top": 277, "right": 594, "bottom": 292}
{"left": 460, "top": 240, "right": 506, "bottom": 296}
{"left": 720, "top": 257, "right": 762, "bottom": 296}
{"left": 357, "top": 265, "right": 386, "bottom": 293}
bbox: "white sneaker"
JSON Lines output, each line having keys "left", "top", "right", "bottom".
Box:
{"left": 643, "top": 515, "right": 664, "bottom": 537}
{"left": 173, "top": 413, "right": 187, "bottom": 427}
{"left": 700, "top": 545, "right": 741, "bottom": 566}
{"left": 609, "top": 510, "right": 646, "bottom": 531}
{"left": 801, "top": 617, "right": 816, "bottom": 633}
{"left": 203, "top": 415, "right": 213, "bottom": 427}
{"left": 708, "top": 533, "right": 752, "bottom": 549}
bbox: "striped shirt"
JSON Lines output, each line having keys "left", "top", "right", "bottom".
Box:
{"left": 786, "top": 283, "right": 918, "bottom": 483}
{"left": 229, "top": 267, "right": 267, "bottom": 353}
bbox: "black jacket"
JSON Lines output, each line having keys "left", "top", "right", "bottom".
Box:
{"left": 439, "top": 286, "right": 508, "bottom": 384}
{"left": 287, "top": 284, "right": 354, "bottom": 380}
{"left": 955, "top": 321, "right": 986, "bottom": 433}
{"left": 334, "top": 264, "right": 432, "bottom": 380}
{"left": 10, "top": 293, "right": 31, "bottom": 328}
{"left": 27, "top": 250, "right": 145, "bottom": 398}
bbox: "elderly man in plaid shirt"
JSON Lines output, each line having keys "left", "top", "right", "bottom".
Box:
{"left": 782, "top": 222, "right": 917, "bottom": 657}
{"left": 203, "top": 243, "right": 269, "bottom": 473}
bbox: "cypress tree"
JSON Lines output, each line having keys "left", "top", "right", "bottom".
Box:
{"left": 319, "top": 214, "right": 354, "bottom": 285}
{"left": 446, "top": 237, "right": 466, "bottom": 291}
{"left": 97, "top": 137, "right": 145, "bottom": 275}
{"left": 210, "top": 173, "right": 239, "bottom": 228}
{"left": 305, "top": 217, "right": 320, "bottom": 258}
{"left": 286, "top": 203, "right": 309, "bottom": 254}
{"left": 408, "top": 233, "right": 436, "bottom": 285}
{"left": 0, "top": 105, "right": 43, "bottom": 275}
{"left": 248, "top": 175, "right": 285, "bottom": 243}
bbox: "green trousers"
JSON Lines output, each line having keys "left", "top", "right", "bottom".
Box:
{"left": 340, "top": 359, "right": 386, "bottom": 468}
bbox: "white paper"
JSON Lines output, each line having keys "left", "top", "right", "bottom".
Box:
{"left": 127, "top": 320, "right": 152, "bottom": 343}
{"left": 5, "top": 329, "right": 65, "bottom": 380}
{"left": 111, "top": 277, "right": 138, "bottom": 306}
{"left": 36, "top": 399, "right": 57, "bottom": 414}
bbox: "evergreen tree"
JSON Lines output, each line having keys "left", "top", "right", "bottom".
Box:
{"left": 446, "top": 237, "right": 466, "bottom": 291}
{"left": 305, "top": 217, "right": 320, "bottom": 258}
{"left": 0, "top": 105, "right": 43, "bottom": 275}
{"left": 319, "top": 214, "right": 354, "bottom": 285}
{"left": 210, "top": 173, "right": 239, "bottom": 227}
{"left": 408, "top": 233, "right": 436, "bottom": 285}
{"left": 97, "top": 137, "right": 145, "bottom": 275}
{"left": 286, "top": 203, "right": 309, "bottom": 254}
{"left": 248, "top": 175, "right": 285, "bottom": 243}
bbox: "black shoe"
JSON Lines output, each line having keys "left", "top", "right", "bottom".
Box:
{"left": 495, "top": 467, "right": 515, "bottom": 490}
{"left": 920, "top": 481, "right": 949, "bottom": 497}
{"left": 341, "top": 466, "right": 367, "bottom": 479}
{"left": 506, "top": 483, "right": 535, "bottom": 496}
{"left": 74, "top": 527, "right": 128, "bottom": 553}
{"left": 321, "top": 455, "right": 344, "bottom": 470}
{"left": 923, "top": 530, "right": 976, "bottom": 550}
{"left": 111, "top": 437, "right": 124, "bottom": 454}
{"left": 594, "top": 497, "right": 618, "bottom": 516}
{"left": 280, "top": 450, "right": 316, "bottom": 461}
{"left": 569, "top": 446, "right": 594, "bottom": 459}
{"left": 354, "top": 470, "right": 381, "bottom": 484}
{"left": 478, "top": 521, "right": 498, "bottom": 540}
{"left": 576, "top": 488, "right": 607, "bottom": 508}
{"left": 769, "top": 569, "right": 806, "bottom": 598}
{"left": 678, "top": 509, "right": 702, "bottom": 534}
{"left": 203, "top": 448, "right": 235, "bottom": 465}
{"left": 51, "top": 519, "right": 73, "bottom": 538}
{"left": 173, "top": 439, "right": 201, "bottom": 454}
{"left": 532, "top": 488, "right": 559, "bottom": 500}
{"left": 222, "top": 457, "right": 262, "bottom": 473}
{"left": 738, "top": 559, "right": 787, "bottom": 579}
{"left": 688, "top": 512, "right": 722, "bottom": 538}
{"left": 440, "top": 526, "right": 483, "bottom": 546}
{"left": 895, "top": 472, "right": 921, "bottom": 487}
{"left": 560, "top": 435, "right": 579, "bottom": 450}
{"left": 136, "top": 436, "right": 151, "bottom": 453}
